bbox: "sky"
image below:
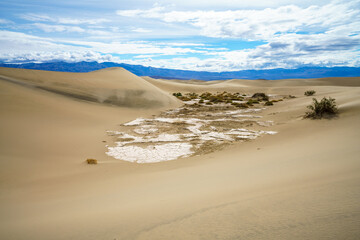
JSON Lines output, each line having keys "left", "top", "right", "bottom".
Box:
{"left": 0, "top": 0, "right": 359, "bottom": 71}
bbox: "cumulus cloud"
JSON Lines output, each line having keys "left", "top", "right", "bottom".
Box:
{"left": 116, "top": 1, "right": 360, "bottom": 40}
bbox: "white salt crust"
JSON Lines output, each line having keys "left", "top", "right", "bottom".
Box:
{"left": 107, "top": 143, "right": 193, "bottom": 163}
{"left": 106, "top": 107, "right": 277, "bottom": 163}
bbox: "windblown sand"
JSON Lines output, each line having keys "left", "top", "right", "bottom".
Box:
{"left": 0, "top": 67, "right": 360, "bottom": 240}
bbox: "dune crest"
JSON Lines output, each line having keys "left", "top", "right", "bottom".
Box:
{"left": 0, "top": 67, "right": 180, "bottom": 109}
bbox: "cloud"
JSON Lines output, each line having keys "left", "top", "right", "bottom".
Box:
{"left": 0, "top": 19, "right": 14, "bottom": 25}
{"left": 33, "top": 23, "right": 86, "bottom": 33}
{"left": 0, "top": 30, "right": 204, "bottom": 63}
{"left": 116, "top": 1, "right": 360, "bottom": 41}
{"left": 20, "top": 13, "right": 110, "bottom": 25}
{"left": 132, "top": 28, "right": 152, "bottom": 33}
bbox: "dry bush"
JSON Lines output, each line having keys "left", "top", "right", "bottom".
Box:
{"left": 86, "top": 158, "right": 98, "bottom": 164}
{"left": 304, "top": 90, "right": 316, "bottom": 96}
{"left": 251, "top": 93, "right": 269, "bottom": 101}
{"left": 305, "top": 97, "right": 338, "bottom": 119}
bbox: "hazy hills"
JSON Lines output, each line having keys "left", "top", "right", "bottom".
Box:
{"left": 0, "top": 61, "right": 359, "bottom": 80}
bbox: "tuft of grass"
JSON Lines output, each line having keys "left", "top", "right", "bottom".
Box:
{"left": 304, "top": 90, "right": 316, "bottom": 96}
{"left": 86, "top": 158, "right": 98, "bottom": 164}
{"left": 305, "top": 97, "right": 338, "bottom": 119}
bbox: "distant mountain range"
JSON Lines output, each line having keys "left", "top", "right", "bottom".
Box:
{"left": 0, "top": 61, "right": 359, "bottom": 80}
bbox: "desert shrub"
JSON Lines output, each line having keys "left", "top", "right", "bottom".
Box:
{"left": 200, "top": 92, "right": 212, "bottom": 99}
{"left": 185, "top": 92, "right": 198, "bottom": 99}
{"left": 86, "top": 158, "right": 98, "bottom": 164}
{"left": 264, "top": 101, "right": 273, "bottom": 106}
{"left": 251, "top": 93, "right": 269, "bottom": 101}
{"left": 305, "top": 97, "right": 338, "bottom": 119}
{"left": 199, "top": 99, "right": 204, "bottom": 104}
{"left": 209, "top": 95, "right": 224, "bottom": 103}
{"left": 247, "top": 99, "right": 259, "bottom": 105}
{"left": 235, "top": 103, "right": 249, "bottom": 108}
{"left": 206, "top": 102, "right": 213, "bottom": 105}
{"left": 179, "top": 96, "right": 191, "bottom": 101}
{"left": 173, "top": 92, "right": 182, "bottom": 97}
{"left": 305, "top": 90, "right": 316, "bottom": 96}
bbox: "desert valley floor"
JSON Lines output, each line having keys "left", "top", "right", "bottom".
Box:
{"left": 0, "top": 67, "right": 360, "bottom": 239}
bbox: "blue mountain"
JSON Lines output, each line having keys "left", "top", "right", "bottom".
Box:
{"left": 0, "top": 61, "right": 359, "bottom": 80}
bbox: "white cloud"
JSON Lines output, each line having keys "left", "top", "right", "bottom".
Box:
{"left": 20, "top": 13, "right": 110, "bottom": 25}
{"left": 33, "top": 23, "right": 86, "bottom": 33}
{"left": 132, "top": 28, "right": 152, "bottom": 33}
{"left": 0, "top": 19, "right": 14, "bottom": 25}
{"left": 116, "top": 1, "right": 360, "bottom": 41}
{"left": 61, "top": 40, "right": 204, "bottom": 55}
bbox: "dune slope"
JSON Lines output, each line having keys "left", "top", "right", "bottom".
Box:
{"left": 0, "top": 68, "right": 359, "bottom": 240}
{"left": 0, "top": 67, "right": 180, "bottom": 109}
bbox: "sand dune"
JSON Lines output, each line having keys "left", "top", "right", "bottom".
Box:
{"left": 0, "top": 67, "right": 180, "bottom": 109}
{"left": 0, "top": 67, "right": 360, "bottom": 239}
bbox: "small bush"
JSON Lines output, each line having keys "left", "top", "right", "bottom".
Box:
{"left": 264, "top": 101, "right": 273, "bottom": 106}
{"left": 86, "top": 158, "right": 98, "bottom": 164}
{"left": 251, "top": 93, "right": 269, "bottom": 101}
{"left": 247, "top": 99, "right": 259, "bottom": 105}
{"left": 305, "top": 97, "right": 338, "bottom": 119}
{"left": 199, "top": 99, "right": 204, "bottom": 104}
{"left": 235, "top": 103, "right": 249, "bottom": 108}
{"left": 173, "top": 92, "right": 182, "bottom": 97}
{"left": 304, "top": 90, "right": 316, "bottom": 96}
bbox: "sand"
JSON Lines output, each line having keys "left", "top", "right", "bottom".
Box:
{"left": 0, "top": 67, "right": 360, "bottom": 239}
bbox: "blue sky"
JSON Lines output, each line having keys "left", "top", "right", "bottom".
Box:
{"left": 0, "top": 0, "right": 359, "bottom": 71}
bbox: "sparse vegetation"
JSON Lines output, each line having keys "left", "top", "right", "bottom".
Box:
{"left": 304, "top": 90, "right": 316, "bottom": 96}
{"left": 173, "top": 91, "right": 291, "bottom": 110}
{"left": 305, "top": 97, "right": 338, "bottom": 119}
{"left": 86, "top": 158, "right": 98, "bottom": 164}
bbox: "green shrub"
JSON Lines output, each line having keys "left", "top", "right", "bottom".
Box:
{"left": 247, "top": 99, "right": 259, "bottom": 105}
{"left": 185, "top": 92, "right": 198, "bottom": 99}
{"left": 199, "top": 99, "right": 204, "bottom": 104}
{"left": 264, "top": 101, "right": 273, "bottom": 106}
{"left": 305, "top": 90, "right": 316, "bottom": 96}
{"left": 86, "top": 158, "right": 98, "bottom": 164}
{"left": 235, "top": 103, "right": 249, "bottom": 108}
{"left": 251, "top": 93, "right": 269, "bottom": 101}
{"left": 173, "top": 92, "right": 182, "bottom": 97}
{"left": 305, "top": 97, "right": 338, "bottom": 119}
